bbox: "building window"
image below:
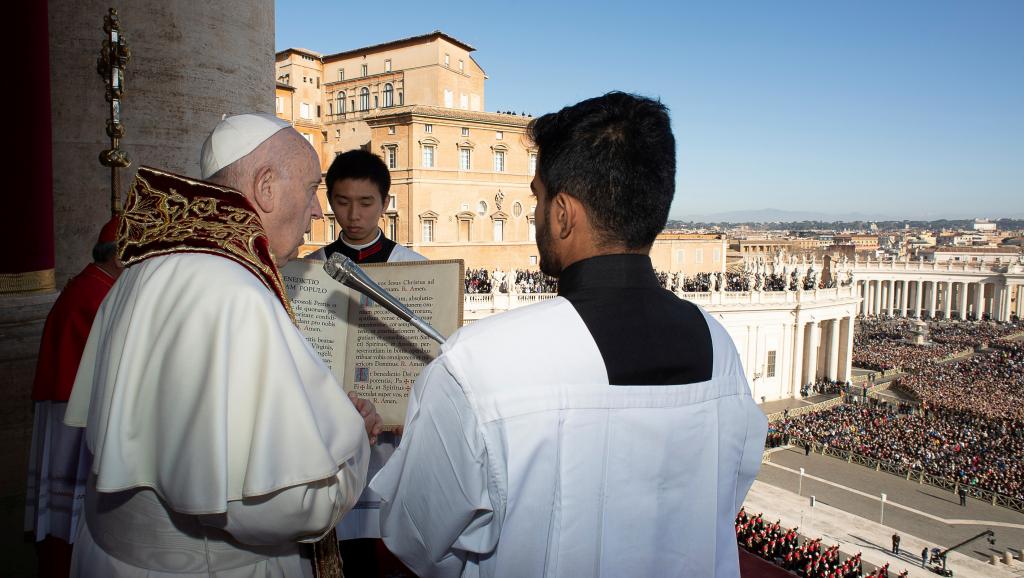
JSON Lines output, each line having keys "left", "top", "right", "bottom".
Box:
{"left": 766, "top": 350, "right": 777, "bottom": 378}
{"left": 461, "top": 127, "right": 469, "bottom": 137}
{"left": 385, "top": 59, "right": 392, "bottom": 72}
{"left": 328, "top": 100, "right": 333, "bottom": 116}
{"left": 493, "top": 150, "right": 505, "bottom": 172}
{"left": 713, "top": 248, "right": 721, "bottom": 262}
{"left": 459, "top": 148, "right": 471, "bottom": 170}
{"left": 388, "top": 125, "right": 396, "bottom": 135}
{"left": 422, "top": 220, "right": 434, "bottom": 242}
{"left": 460, "top": 93, "right": 468, "bottom": 109}
{"left": 444, "top": 53, "right": 450, "bottom": 67}
{"left": 316, "top": 77, "right": 319, "bottom": 88}
{"left": 361, "top": 63, "right": 367, "bottom": 77}
{"left": 302, "top": 133, "right": 313, "bottom": 144}
{"left": 493, "top": 219, "right": 504, "bottom": 242}
{"left": 386, "top": 146, "right": 397, "bottom": 169}
{"left": 335, "top": 129, "right": 341, "bottom": 139}
{"left": 512, "top": 201, "right": 523, "bottom": 217}
{"left": 528, "top": 219, "right": 536, "bottom": 241}
{"left": 424, "top": 124, "right": 433, "bottom": 134}
{"left": 350, "top": 99, "right": 355, "bottom": 112}
{"left": 383, "top": 83, "right": 394, "bottom": 107}
{"left": 336, "top": 92, "right": 346, "bottom": 114}
{"left": 387, "top": 195, "right": 397, "bottom": 211}
{"left": 359, "top": 87, "right": 369, "bottom": 111}
{"left": 338, "top": 68, "right": 344, "bottom": 81}
{"left": 675, "top": 250, "right": 685, "bottom": 264}
{"left": 477, "top": 200, "right": 488, "bottom": 216}
{"left": 530, "top": 255, "right": 537, "bottom": 266}
{"left": 275, "top": 96, "right": 283, "bottom": 113}
{"left": 399, "top": 92, "right": 404, "bottom": 105}
{"left": 459, "top": 59, "right": 465, "bottom": 73}
{"left": 422, "top": 145, "right": 435, "bottom": 168}
{"left": 695, "top": 248, "right": 704, "bottom": 264}
{"left": 495, "top": 131, "right": 503, "bottom": 140}
{"left": 528, "top": 152, "right": 537, "bottom": 176}
{"left": 316, "top": 104, "right": 321, "bottom": 117}
{"left": 328, "top": 216, "right": 337, "bottom": 241}
{"left": 300, "top": 102, "right": 311, "bottom": 119}
{"left": 387, "top": 215, "right": 397, "bottom": 241}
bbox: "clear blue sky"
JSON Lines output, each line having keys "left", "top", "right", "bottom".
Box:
{"left": 276, "top": 1, "right": 1023, "bottom": 221}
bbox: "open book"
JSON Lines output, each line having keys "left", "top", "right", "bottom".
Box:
{"left": 282, "top": 258, "right": 464, "bottom": 427}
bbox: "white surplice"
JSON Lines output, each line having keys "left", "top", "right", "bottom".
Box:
{"left": 65, "top": 253, "right": 370, "bottom": 577}
{"left": 371, "top": 297, "right": 768, "bottom": 578}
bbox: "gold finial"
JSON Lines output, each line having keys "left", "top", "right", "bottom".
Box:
{"left": 97, "top": 7, "right": 131, "bottom": 215}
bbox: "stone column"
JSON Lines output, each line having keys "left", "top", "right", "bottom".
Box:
{"left": 927, "top": 280, "right": 938, "bottom": 318}
{"left": 998, "top": 283, "right": 1012, "bottom": 322}
{"left": 791, "top": 319, "right": 805, "bottom": 397}
{"left": 865, "top": 281, "right": 874, "bottom": 317}
{"left": 959, "top": 281, "right": 970, "bottom": 320}
{"left": 804, "top": 321, "right": 820, "bottom": 387}
{"left": 840, "top": 316, "right": 855, "bottom": 383}
{"left": 827, "top": 319, "right": 841, "bottom": 382}
{"left": 858, "top": 281, "right": 867, "bottom": 316}
{"left": 874, "top": 281, "right": 883, "bottom": 316}
{"left": 886, "top": 280, "right": 895, "bottom": 316}
{"left": 975, "top": 282, "right": 986, "bottom": 320}
{"left": 943, "top": 280, "right": 953, "bottom": 319}
{"left": 900, "top": 280, "right": 909, "bottom": 317}
{"left": 917, "top": 278, "right": 925, "bottom": 315}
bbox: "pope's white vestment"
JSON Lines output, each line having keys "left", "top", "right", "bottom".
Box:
{"left": 65, "top": 253, "right": 370, "bottom": 577}
{"left": 371, "top": 296, "right": 767, "bottom": 578}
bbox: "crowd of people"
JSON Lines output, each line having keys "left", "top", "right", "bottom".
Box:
{"left": 514, "top": 269, "right": 558, "bottom": 293}
{"left": 851, "top": 319, "right": 976, "bottom": 372}
{"left": 463, "top": 266, "right": 856, "bottom": 295}
{"left": 772, "top": 401, "right": 1024, "bottom": 500}
{"left": 895, "top": 341, "right": 1024, "bottom": 421}
{"left": 736, "top": 508, "right": 905, "bottom": 578}
{"left": 464, "top": 268, "right": 493, "bottom": 294}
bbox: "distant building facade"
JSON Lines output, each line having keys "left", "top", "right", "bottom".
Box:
{"left": 274, "top": 32, "right": 727, "bottom": 273}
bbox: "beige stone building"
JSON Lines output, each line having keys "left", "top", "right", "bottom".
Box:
{"left": 274, "top": 31, "right": 725, "bottom": 273}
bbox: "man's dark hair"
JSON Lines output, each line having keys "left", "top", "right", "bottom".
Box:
{"left": 528, "top": 91, "right": 675, "bottom": 249}
{"left": 325, "top": 149, "right": 391, "bottom": 203}
{"left": 92, "top": 241, "right": 117, "bottom": 263}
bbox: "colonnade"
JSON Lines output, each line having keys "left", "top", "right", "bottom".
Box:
{"left": 856, "top": 278, "right": 1022, "bottom": 322}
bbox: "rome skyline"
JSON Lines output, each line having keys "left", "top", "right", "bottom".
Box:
{"left": 276, "top": 0, "right": 1023, "bottom": 222}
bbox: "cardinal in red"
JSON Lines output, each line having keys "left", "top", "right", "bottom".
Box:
{"left": 25, "top": 216, "right": 122, "bottom": 578}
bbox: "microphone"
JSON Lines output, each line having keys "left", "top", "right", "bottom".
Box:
{"left": 323, "top": 253, "right": 446, "bottom": 345}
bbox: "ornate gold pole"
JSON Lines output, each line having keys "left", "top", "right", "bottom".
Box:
{"left": 97, "top": 8, "right": 131, "bottom": 216}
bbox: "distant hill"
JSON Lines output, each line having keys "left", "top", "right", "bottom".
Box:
{"left": 675, "top": 208, "right": 894, "bottom": 223}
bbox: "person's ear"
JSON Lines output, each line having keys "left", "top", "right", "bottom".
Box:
{"left": 553, "top": 192, "right": 574, "bottom": 240}
{"left": 251, "top": 165, "right": 275, "bottom": 213}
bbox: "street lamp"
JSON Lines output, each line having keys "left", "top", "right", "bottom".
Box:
{"left": 798, "top": 467, "right": 805, "bottom": 497}
{"left": 880, "top": 493, "right": 887, "bottom": 526}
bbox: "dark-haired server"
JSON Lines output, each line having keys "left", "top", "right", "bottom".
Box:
{"left": 372, "top": 92, "right": 767, "bottom": 577}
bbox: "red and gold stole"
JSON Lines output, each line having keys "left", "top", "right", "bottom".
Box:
{"left": 117, "top": 166, "right": 295, "bottom": 321}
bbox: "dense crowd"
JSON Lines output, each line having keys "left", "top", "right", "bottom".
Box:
{"left": 464, "top": 269, "right": 493, "bottom": 294}
{"left": 735, "top": 508, "right": 904, "bottom": 578}
{"left": 462, "top": 265, "right": 857, "bottom": 295}
{"left": 852, "top": 319, "right": 963, "bottom": 371}
{"left": 514, "top": 269, "right": 557, "bottom": 293}
{"left": 851, "top": 318, "right": 1023, "bottom": 372}
{"left": 772, "top": 402, "right": 1024, "bottom": 500}
{"left": 895, "top": 341, "right": 1024, "bottom": 421}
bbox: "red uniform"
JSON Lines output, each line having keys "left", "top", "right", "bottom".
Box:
{"left": 32, "top": 263, "right": 116, "bottom": 401}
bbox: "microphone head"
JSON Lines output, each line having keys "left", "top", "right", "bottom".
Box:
{"left": 324, "top": 253, "right": 354, "bottom": 283}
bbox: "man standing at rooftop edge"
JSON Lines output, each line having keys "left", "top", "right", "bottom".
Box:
{"left": 371, "top": 92, "right": 768, "bottom": 577}
{"left": 65, "top": 113, "right": 381, "bottom": 577}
